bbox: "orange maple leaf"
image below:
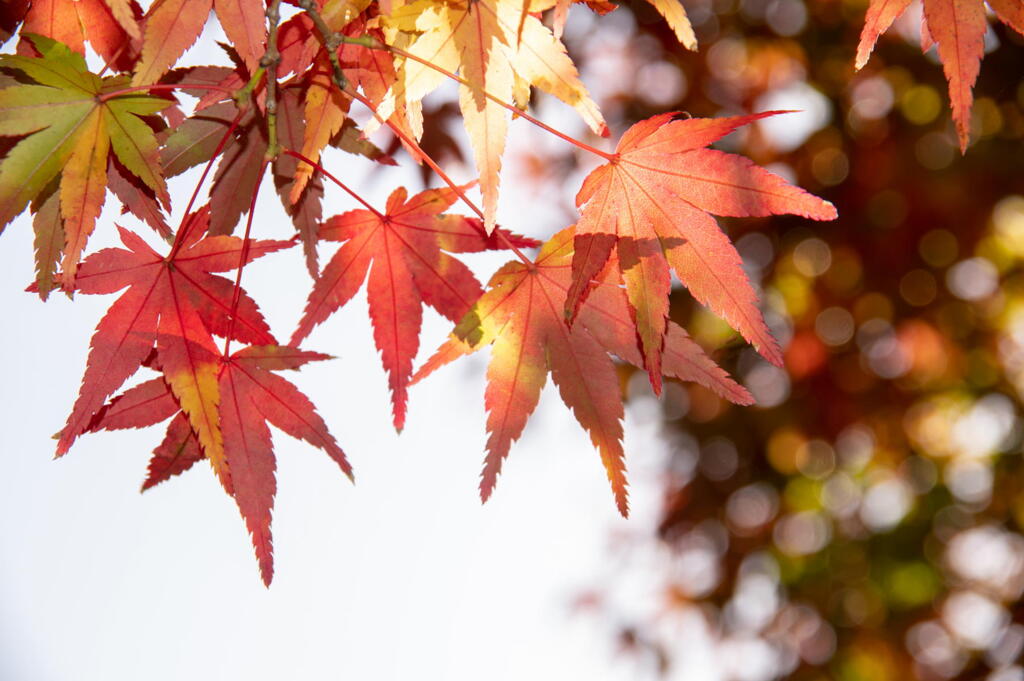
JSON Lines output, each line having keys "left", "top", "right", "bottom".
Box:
{"left": 566, "top": 112, "right": 837, "bottom": 393}
{"left": 414, "top": 227, "right": 752, "bottom": 516}
{"left": 856, "top": 0, "right": 1023, "bottom": 151}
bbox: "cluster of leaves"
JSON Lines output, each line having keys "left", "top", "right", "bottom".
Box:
{"left": 2, "top": 0, "right": 1012, "bottom": 588}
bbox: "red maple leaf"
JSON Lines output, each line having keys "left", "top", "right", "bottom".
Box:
{"left": 414, "top": 227, "right": 752, "bottom": 516}
{"left": 292, "top": 184, "right": 540, "bottom": 430}
{"left": 85, "top": 345, "right": 351, "bottom": 586}
{"left": 53, "top": 206, "right": 292, "bottom": 492}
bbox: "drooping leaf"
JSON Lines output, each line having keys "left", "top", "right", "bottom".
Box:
{"left": 855, "top": 0, "right": 1018, "bottom": 151}
{"left": 143, "top": 412, "right": 205, "bottom": 490}
{"left": 80, "top": 377, "right": 206, "bottom": 490}
{"left": 290, "top": 54, "right": 351, "bottom": 202}
{"left": 217, "top": 344, "right": 352, "bottom": 586}
{"left": 413, "top": 227, "right": 752, "bottom": 516}
{"left": 53, "top": 206, "right": 292, "bottom": 494}
{"left": 292, "top": 184, "right": 539, "bottom": 430}
{"left": 0, "top": 35, "right": 170, "bottom": 281}
{"left": 854, "top": 0, "right": 911, "bottom": 70}
{"left": 86, "top": 345, "right": 351, "bottom": 586}
{"left": 378, "top": 0, "right": 607, "bottom": 231}
{"left": 274, "top": 87, "right": 326, "bottom": 278}
{"left": 208, "top": 107, "right": 268, "bottom": 236}
{"left": 566, "top": 112, "right": 836, "bottom": 393}
{"left": 644, "top": 0, "right": 697, "bottom": 50}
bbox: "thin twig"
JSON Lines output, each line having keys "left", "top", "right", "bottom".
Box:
{"left": 339, "top": 35, "right": 616, "bottom": 161}
{"left": 290, "top": 7, "right": 538, "bottom": 266}
{"left": 223, "top": 159, "right": 271, "bottom": 357}
{"left": 296, "top": 0, "right": 348, "bottom": 89}
{"left": 97, "top": 42, "right": 128, "bottom": 77}
{"left": 168, "top": 107, "right": 248, "bottom": 258}
{"left": 283, "top": 149, "right": 384, "bottom": 219}
{"left": 262, "top": 0, "right": 284, "bottom": 159}
{"left": 346, "top": 87, "right": 536, "bottom": 269}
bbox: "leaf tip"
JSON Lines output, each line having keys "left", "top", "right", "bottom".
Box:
{"left": 822, "top": 200, "right": 839, "bottom": 221}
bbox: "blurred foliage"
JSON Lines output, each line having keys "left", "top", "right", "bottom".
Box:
{"left": 496, "top": 0, "right": 1024, "bottom": 679}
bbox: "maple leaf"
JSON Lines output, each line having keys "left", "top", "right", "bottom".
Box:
{"left": 133, "top": 0, "right": 214, "bottom": 85}
{"left": 18, "top": 0, "right": 141, "bottom": 71}
{"left": 289, "top": 54, "right": 353, "bottom": 202}
{"left": 85, "top": 346, "right": 352, "bottom": 586}
{"left": 413, "top": 227, "right": 752, "bottom": 516}
{"left": 80, "top": 372, "right": 205, "bottom": 490}
{"left": 30, "top": 181, "right": 63, "bottom": 299}
{"left": 0, "top": 34, "right": 171, "bottom": 283}
{"left": 273, "top": 87, "right": 328, "bottom": 276}
{"left": 855, "top": 0, "right": 1023, "bottom": 152}
{"left": 133, "top": 0, "right": 267, "bottom": 85}
{"left": 54, "top": 206, "right": 293, "bottom": 496}
{"left": 378, "top": 0, "right": 607, "bottom": 230}
{"left": 565, "top": 112, "right": 836, "bottom": 393}
{"left": 292, "top": 184, "right": 539, "bottom": 430}
{"left": 213, "top": 0, "right": 268, "bottom": 75}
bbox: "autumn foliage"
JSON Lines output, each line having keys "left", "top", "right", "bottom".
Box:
{"left": 2, "top": 0, "right": 1014, "bottom": 590}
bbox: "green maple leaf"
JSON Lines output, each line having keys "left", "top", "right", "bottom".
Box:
{"left": 0, "top": 34, "right": 171, "bottom": 288}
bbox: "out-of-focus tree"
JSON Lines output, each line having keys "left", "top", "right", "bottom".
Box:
{"left": 512, "top": 2, "right": 1024, "bottom": 679}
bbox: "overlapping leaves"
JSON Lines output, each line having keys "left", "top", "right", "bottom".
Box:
{"left": 55, "top": 206, "right": 351, "bottom": 585}
{"left": 86, "top": 345, "right": 351, "bottom": 586}
{"left": 0, "top": 34, "right": 170, "bottom": 290}
{"left": 54, "top": 207, "right": 290, "bottom": 475}
{"left": 293, "top": 184, "right": 538, "bottom": 429}
{"left": 566, "top": 113, "right": 837, "bottom": 392}
{"left": 0, "top": 0, "right": 856, "bottom": 586}
{"left": 378, "top": 0, "right": 607, "bottom": 229}
{"left": 414, "top": 227, "right": 753, "bottom": 516}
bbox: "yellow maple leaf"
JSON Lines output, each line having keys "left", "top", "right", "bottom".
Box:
{"left": 375, "top": 0, "right": 607, "bottom": 231}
